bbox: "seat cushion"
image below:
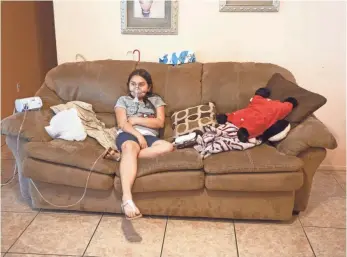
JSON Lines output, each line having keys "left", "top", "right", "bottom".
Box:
{"left": 115, "top": 148, "right": 204, "bottom": 177}
{"left": 114, "top": 170, "right": 205, "bottom": 193}
{"left": 205, "top": 172, "right": 303, "bottom": 192}
{"left": 25, "top": 139, "right": 203, "bottom": 177}
{"left": 23, "top": 158, "right": 114, "bottom": 190}
{"left": 25, "top": 138, "right": 118, "bottom": 175}
{"left": 203, "top": 144, "right": 303, "bottom": 174}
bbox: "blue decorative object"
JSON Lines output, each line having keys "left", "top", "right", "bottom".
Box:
{"left": 159, "top": 50, "right": 196, "bottom": 65}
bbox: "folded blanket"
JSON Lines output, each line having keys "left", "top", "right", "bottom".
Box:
{"left": 194, "top": 122, "right": 262, "bottom": 159}
{"left": 50, "top": 101, "right": 117, "bottom": 150}
{"left": 159, "top": 50, "right": 196, "bottom": 65}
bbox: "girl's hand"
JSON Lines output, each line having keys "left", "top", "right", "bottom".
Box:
{"left": 136, "top": 134, "right": 148, "bottom": 149}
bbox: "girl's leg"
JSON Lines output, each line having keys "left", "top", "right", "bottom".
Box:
{"left": 138, "top": 140, "right": 174, "bottom": 159}
{"left": 120, "top": 140, "right": 141, "bottom": 218}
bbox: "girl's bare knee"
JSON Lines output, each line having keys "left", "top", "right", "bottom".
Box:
{"left": 122, "top": 141, "right": 140, "bottom": 153}
{"left": 161, "top": 141, "right": 174, "bottom": 153}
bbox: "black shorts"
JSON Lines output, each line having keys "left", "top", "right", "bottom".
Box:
{"left": 116, "top": 132, "right": 159, "bottom": 152}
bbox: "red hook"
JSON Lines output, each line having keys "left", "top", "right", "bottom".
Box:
{"left": 133, "top": 49, "right": 140, "bottom": 62}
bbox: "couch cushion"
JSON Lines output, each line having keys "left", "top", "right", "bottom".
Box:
{"left": 201, "top": 62, "right": 296, "bottom": 114}
{"left": 136, "top": 62, "right": 203, "bottom": 116}
{"left": 266, "top": 73, "right": 327, "bottom": 123}
{"left": 115, "top": 148, "right": 203, "bottom": 177}
{"left": 205, "top": 172, "right": 303, "bottom": 192}
{"left": 114, "top": 170, "right": 205, "bottom": 193}
{"left": 25, "top": 139, "right": 203, "bottom": 177}
{"left": 203, "top": 144, "right": 303, "bottom": 174}
{"left": 96, "top": 113, "right": 116, "bottom": 128}
{"left": 23, "top": 158, "right": 114, "bottom": 190}
{"left": 25, "top": 138, "right": 118, "bottom": 175}
{"left": 45, "top": 60, "right": 137, "bottom": 113}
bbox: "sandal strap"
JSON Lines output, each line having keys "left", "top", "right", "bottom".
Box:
{"left": 121, "top": 200, "right": 136, "bottom": 211}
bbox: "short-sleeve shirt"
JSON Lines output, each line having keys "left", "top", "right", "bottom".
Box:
{"left": 115, "top": 95, "right": 166, "bottom": 137}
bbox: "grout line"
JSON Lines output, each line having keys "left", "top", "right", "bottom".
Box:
{"left": 233, "top": 221, "right": 240, "bottom": 257}
{"left": 6, "top": 210, "right": 41, "bottom": 253}
{"left": 159, "top": 216, "right": 169, "bottom": 257}
{"left": 5, "top": 252, "right": 80, "bottom": 256}
{"left": 298, "top": 218, "right": 317, "bottom": 257}
{"left": 82, "top": 213, "right": 104, "bottom": 257}
{"left": 302, "top": 225, "right": 346, "bottom": 230}
{"left": 332, "top": 174, "right": 346, "bottom": 192}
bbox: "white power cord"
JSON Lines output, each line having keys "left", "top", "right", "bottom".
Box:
{"left": 1, "top": 109, "right": 27, "bottom": 186}
{"left": 2, "top": 108, "right": 105, "bottom": 208}
{"left": 30, "top": 151, "right": 104, "bottom": 208}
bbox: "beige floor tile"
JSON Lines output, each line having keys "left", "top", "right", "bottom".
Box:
{"left": 162, "top": 218, "right": 237, "bottom": 257}
{"left": 235, "top": 219, "right": 314, "bottom": 257}
{"left": 1, "top": 178, "right": 37, "bottom": 213}
{"left": 310, "top": 172, "right": 346, "bottom": 198}
{"left": 1, "top": 212, "right": 37, "bottom": 252}
{"left": 333, "top": 172, "right": 346, "bottom": 191}
{"left": 85, "top": 215, "right": 166, "bottom": 257}
{"left": 1, "top": 159, "right": 16, "bottom": 184}
{"left": 300, "top": 172, "right": 346, "bottom": 228}
{"left": 10, "top": 212, "right": 101, "bottom": 256}
{"left": 305, "top": 227, "right": 346, "bottom": 257}
{"left": 300, "top": 196, "right": 346, "bottom": 228}
{"left": 4, "top": 254, "right": 74, "bottom": 257}
{"left": 1, "top": 145, "right": 14, "bottom": 160}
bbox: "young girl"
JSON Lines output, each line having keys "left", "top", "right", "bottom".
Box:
{"left": 105, "top": 69, "right": 173, "bottom": 220}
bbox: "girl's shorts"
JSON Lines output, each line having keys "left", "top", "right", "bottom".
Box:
{"left": 116, "top": 132, "right": 159, "bottom": 151}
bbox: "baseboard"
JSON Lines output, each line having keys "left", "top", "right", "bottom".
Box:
{"left": 318, "top": 164, "right": 346, "bottom": 172}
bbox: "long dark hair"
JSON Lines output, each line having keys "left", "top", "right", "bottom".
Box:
{"left": 127, "top": 69, "right": 156, "bottom": 113}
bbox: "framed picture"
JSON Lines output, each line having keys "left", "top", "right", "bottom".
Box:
{"left": 220, "top": 0, "right": 280, "bottom": 12}
{"left": 121, "top": 0, "right": 178, "bottom": 35}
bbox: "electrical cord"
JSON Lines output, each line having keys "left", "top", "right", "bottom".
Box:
{"left": 1, "top": 108, "right": 26, "bottom": 186}
{"left": 2, "top": 107, "right": 106, "bottom": 208}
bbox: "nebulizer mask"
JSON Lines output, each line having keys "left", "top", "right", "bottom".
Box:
{"left": 131, "top": 84, "right": 142, "bottom": 103}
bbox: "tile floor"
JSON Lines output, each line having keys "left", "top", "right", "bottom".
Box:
{"left": 1, "top": 144, "right": 346, "bottom": 257}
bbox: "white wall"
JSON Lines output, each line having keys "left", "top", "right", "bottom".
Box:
{"left": 53, "top": 0, "right": 346, "bottom": 169}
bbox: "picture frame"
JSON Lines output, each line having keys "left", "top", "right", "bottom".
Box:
{"left": 219, "top": 0, "right": 280, "bottom": 12}
{"left": 121, "top": 0, "right": 178, "bottom": 35}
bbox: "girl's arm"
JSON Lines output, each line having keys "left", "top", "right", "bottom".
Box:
{"left": 115, "top": 107, "right": 143, "bottom": 139}
{"left": 128, "top": 106, "right": 165, "bottom": 129}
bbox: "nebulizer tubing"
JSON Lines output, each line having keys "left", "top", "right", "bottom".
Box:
{"left": 2, "top": 107, "right": 106, "bottom": 208}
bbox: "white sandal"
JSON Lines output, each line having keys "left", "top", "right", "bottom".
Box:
{"left": 121, "top": 200, "right": 142, "bottom": 220}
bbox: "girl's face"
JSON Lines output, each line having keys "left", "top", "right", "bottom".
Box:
{"left": 129, "top": 75, "right": 151, "bottom": 99}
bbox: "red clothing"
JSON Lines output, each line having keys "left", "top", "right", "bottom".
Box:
{"left": 227, "top": 95, "right": 293, "bottom": 139}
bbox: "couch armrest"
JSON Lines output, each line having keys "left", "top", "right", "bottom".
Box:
{"left": 35, "top": 83, "right": 64, "bottom": 110}
{"left": 1, "top": 110, "right": 53, "bottom": 142}
{"left": 276, "top": 116, "right": 337, "bottom": 156}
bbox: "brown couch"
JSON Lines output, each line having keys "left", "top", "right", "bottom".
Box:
{"left": 1, "top": 60, "right": 338, "bottom": 221}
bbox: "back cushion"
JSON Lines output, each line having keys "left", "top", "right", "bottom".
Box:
{"left": 136, "top": 62, "right": 202, "bottom": 116}
{"left": 201, "top": 62, "right": 296, "bottom": 114}
{"left": 45, "top": 60, "right": 137, "bottom": 113}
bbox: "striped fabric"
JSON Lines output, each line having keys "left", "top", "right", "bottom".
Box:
{"left": 194, "top": 122, "right": 262, "bottom": 159}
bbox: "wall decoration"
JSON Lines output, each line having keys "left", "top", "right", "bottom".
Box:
{"left": 121, "top": 0, "right": 178, "bottom": 35}
{"left": 220, "top": 0, "right": 279, "bottom": 12}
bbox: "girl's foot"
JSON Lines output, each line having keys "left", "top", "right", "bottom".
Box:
{"left": 103, "top": 147, "right": 121, "bottom": 161}
{"left": 121, "top": 199, "right": 142, "bottom": 220}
